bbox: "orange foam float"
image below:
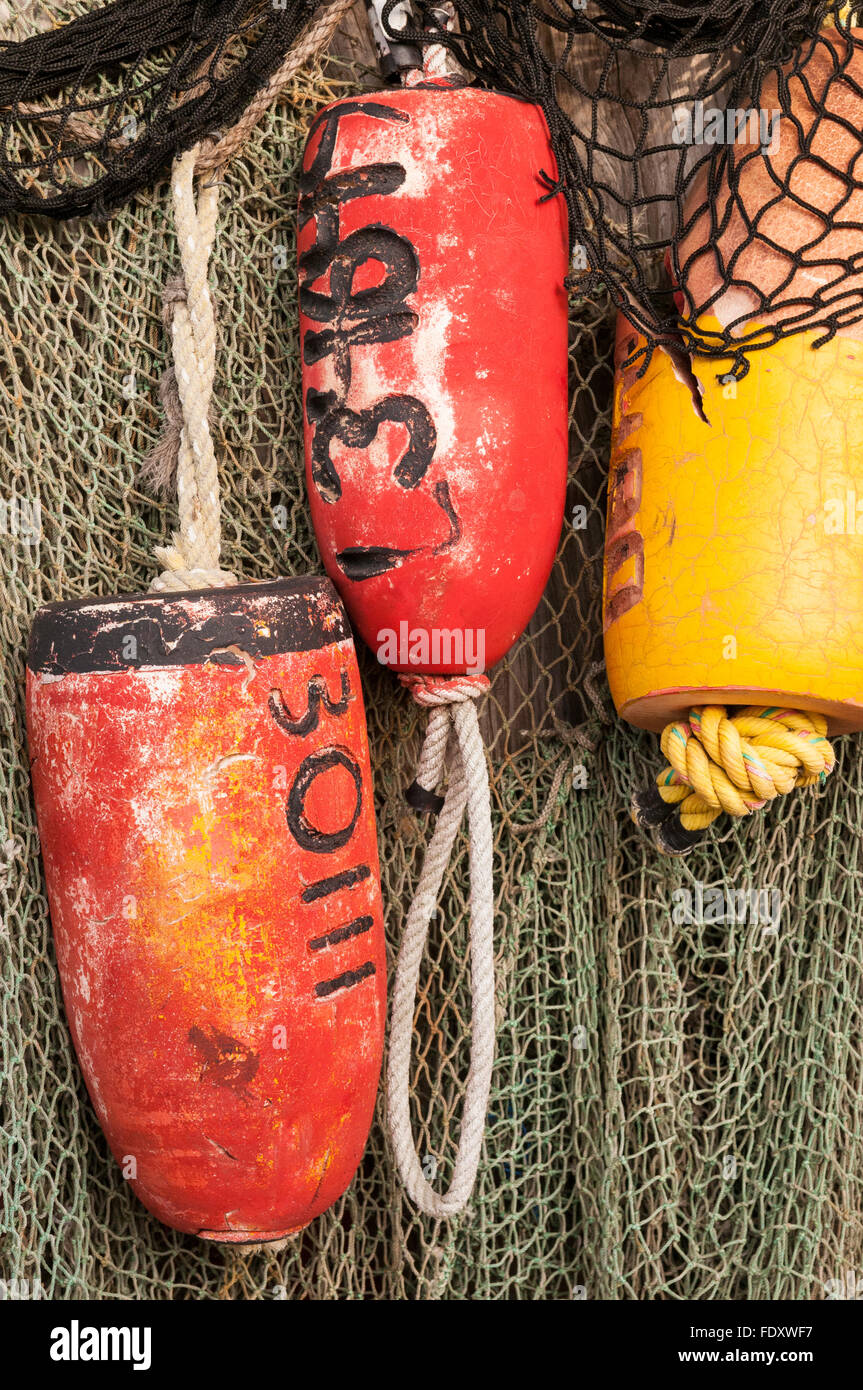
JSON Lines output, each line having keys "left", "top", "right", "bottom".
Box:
{"left": 27, "top": 578, "right": 385, "bottom": 1240}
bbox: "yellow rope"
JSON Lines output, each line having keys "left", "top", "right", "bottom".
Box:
{"left": 653, "top": 705, "right": 836, "bottom": 832}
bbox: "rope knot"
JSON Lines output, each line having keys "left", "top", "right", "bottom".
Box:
{"left": 161, "top": 273, "right": 188, "bottom": 322}
{"left": 399, "top": 672, "right": 490, "bottom": 707}
{"left": 401, "top": 674, "right": 490, "bottom": 811}
{"left": 633, "top": 704, "right": 836, "bottom": 855}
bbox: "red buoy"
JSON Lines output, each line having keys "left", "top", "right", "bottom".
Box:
{"left": 298, "top": 85, "right": 570, "bottom": 676}
{"left": 27, "top": 578, "right": 385, "bottom": 1241}
{"left": 297, "top": 79, "right": 569, "bottom": 1217}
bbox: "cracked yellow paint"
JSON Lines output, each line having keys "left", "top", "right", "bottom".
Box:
{"left": 605, "top": 315, "right": 863, "bottom": 734}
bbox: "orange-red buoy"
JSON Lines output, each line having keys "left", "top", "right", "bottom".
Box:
{"left": 295, "top": 79, "right": 569, "bottom": 1217}
{"left": 27, "top": 577, "right": 385, "bottom": 1241}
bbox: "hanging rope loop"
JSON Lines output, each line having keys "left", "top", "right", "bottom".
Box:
{"left": 400, "top": 673, "right": 490, "bottom": 812}
{"left": 144, "top": 0, "right": 356, "bottom": 593}
{"left": 387, "top": 673, "right": 496, "bottom": 1218}
{"left": 147, "top": 142, "right": 238, "bottom": 593}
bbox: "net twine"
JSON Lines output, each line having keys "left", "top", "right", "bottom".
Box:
{"left": 633, "top": 705, "right": 837, "bottom": 855}
{"left": 145, "top": 0, "right": 356, "bottom": 591}
{"left": 389, "top": 674, "right": 495, "bottom": 1217}
{"left": 511, "top": 715, "right": 598, "bottom": 836}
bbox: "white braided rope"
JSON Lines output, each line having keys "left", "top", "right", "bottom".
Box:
{"left": 150, "top": 145, "right": 237, "bottom": 593}
{"left": 388, "top": 682, "right": 495, "bottom": 1217}
{"left": 420, "top": 41, "right": 451, "bottom": 79}
{"left": 404, "top": 2, "right": 457, "bottom": 86}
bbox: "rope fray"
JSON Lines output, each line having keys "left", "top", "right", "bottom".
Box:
{"left": 388, "top": 674, "right": 495, "bottom": 1217}
{"left": 632, "top": 705, "right": 836, "bottom": 855}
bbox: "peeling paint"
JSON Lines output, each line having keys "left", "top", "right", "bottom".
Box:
{"left": 27, "top": 578, "right": 386, "bottom": 1239}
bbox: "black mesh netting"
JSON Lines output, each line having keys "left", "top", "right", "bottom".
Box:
{"left": 0, "top": 0, "right": 315, "bottom": 219}
{"left": 392, "top": 1, "right": 863, "bottom": 375}
{"left": 5, "top": 2, "right": 863, "bottom": 369}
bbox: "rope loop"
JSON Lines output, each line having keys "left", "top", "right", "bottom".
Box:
{"left": 148, "top": 143, "right": 237, "bottom": 593}
{"left": 387, "top": 673, "right": 495, "bottom": 1218}
{"left": 145, "top": 0, "right": 356, "bottom": 595}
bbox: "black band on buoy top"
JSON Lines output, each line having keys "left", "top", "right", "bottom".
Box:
{"left": 406, "top": 780, "right": 445, "bottom": 815}
{"left": 27, "top": 578, "right": 349, "bottom": 676}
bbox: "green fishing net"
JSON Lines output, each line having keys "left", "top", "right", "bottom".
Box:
{"left": 1, "top": 4, "right": 861, "bottom": 1300}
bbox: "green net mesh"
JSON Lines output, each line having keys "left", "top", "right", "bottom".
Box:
{"left": 1, "top": 4, "right": 862, "bottom": 1300}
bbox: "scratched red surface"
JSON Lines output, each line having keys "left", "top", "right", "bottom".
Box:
{"left": 299, "top": 86, "right": 570, "bottom": 673}
{"left": 27, "top": 634, "right": 385, "bottom": 1240}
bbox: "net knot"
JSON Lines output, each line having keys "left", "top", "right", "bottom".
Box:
{"left": 538, "top": 167, "right": 564, "bottom": 203}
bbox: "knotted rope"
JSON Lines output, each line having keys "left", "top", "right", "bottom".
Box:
{"left": 633, "top": 705, "right": 836, "bottom": 855}
{"left": 511, "top": 716, "right": 597, "bottom": 835}
{"left": 403, "top": 2, "right": 457, "bottom": 85}
{"left": 195, "top": 0, "right": 357, "bottom": 175}
{"left": 387, "top": 673, "right": 496, "bottom": 1217}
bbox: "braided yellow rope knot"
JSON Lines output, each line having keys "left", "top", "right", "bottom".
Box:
{"left": 655, "top": 705, "right": 836, "bottom": 833}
